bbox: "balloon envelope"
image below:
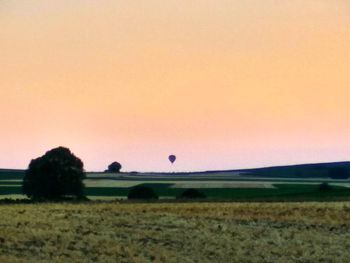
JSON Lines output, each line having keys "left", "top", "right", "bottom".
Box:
{"left": 168, "top": 155, "right": 176, "bottom": 163}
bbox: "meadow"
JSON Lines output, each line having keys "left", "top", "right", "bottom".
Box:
{"left": 0, "top": 202, "right": 349, "bottom": 262}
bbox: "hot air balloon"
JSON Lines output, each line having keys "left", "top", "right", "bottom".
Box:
{"left": 168, "top": 155, "right": 176, "bottom": 164}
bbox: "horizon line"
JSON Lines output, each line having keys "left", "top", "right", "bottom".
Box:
{"left": 2, "top": 160, "right": 350, "bottom": 174}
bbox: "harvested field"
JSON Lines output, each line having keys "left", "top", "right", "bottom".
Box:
{"left": 84, "top": 180, "right": 142, "bottom": 188}
{"left": 170, "top": 181, "right": 275, "bottom": 188}
{"left": 85, "top": 180, "right": 275, "bottom": 189}
{"left": 0, "top": 202, "right": 349, "bottom": 262}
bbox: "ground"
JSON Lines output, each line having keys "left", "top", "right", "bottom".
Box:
{"left": 1, "top": 170, "right": 350, "bottom": 201}
{"left": 0, "top": 202, "right": 349, "bottom": 262}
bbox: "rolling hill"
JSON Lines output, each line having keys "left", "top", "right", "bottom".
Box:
{"left": 1, "top": 161, "right": 350, "bottom": 179}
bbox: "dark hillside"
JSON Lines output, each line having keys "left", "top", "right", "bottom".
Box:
{"left": 0, "top": 169, "right": 25, "bottom": 180}
{"left": 1, "top": 161, "right": 350, "bottom": 179}
{"left": 240, "top": 162, "right": 350, "bottom": 178}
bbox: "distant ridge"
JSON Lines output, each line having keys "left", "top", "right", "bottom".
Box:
{"left": 239, "top": 161, "right": 350, "bottom": 171}
{"left": 133, "top": 161, "right": 350, "bottom": 175}
{"left": 236, "top": 161, "right": 350, "bottom": 178}
{"left": 0, "top": 169, "right": 26, "bottom": 180}
{"left": 1, "top": 161, "right": 350, "bottom": 179}
{"left": 0, "top": 169, "right": 25, "bottom": 172}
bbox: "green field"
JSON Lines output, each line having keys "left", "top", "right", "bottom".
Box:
{"left": 1, "top": 166, "right": 350, "bottom": 201}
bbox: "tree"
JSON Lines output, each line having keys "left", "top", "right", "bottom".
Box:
{"left": 22, "top": 147, "right": 86, "bottom": 200}
{"left": 127, "top": 186, "right": 158, "bottom": 200}
{"left": 107, "top": 162, "right": 122, "bottom": 173}
{"left": 328, "top": 167, "right": 349, "bottom": 179}
{"left": 178, "top": 188, "right": 206, "bottom": 199}
{"left": 318, "top": 182, "right": 332, "bottom": 192}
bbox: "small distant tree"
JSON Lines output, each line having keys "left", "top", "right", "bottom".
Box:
{"left": 318, "top": 182, "right": 332, "bottom": 192}
{"left": 107, "top": 162, "right": 122, "bottom": 173}
{"left": 179, "top": 189, "right": 206, "bottom": 199}
{"left": 127, "top": 186, "right": 158, "bottom": 200}
{"left": 22, "top": 147, "right": 86, "bottom": 200}
{"left": 328, "top": 167, "right": 349, "bottom": 179}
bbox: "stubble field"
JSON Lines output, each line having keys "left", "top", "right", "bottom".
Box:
{"left": 0, "top": 202, "right": 350, "bottom": 263}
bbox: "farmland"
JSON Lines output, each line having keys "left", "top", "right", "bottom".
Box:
{"left": 0, "top": 202, "right": 349, "bottom": 262}
{"left": 1, "top": 163, "right": 350, "bottom": 201}
{"left": 0, "top": 164, "right": 350, "bottom": 262}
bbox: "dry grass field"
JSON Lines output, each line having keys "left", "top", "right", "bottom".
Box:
{"left": 0, "top": 202, "right": 350, "bottom": 263}
{"left": 85, "top": 180, "right": 275, "bottom": 189}
{"left": 169, "top": 181, "right": 275, "bottom": 188}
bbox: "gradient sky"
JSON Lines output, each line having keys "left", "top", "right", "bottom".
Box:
{"left": 1, "top": 0, "right": 350, "bottom": 172}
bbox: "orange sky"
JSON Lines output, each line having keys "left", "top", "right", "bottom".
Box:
{"left": 1, "top": 0, "right": 350, "bottom": 171}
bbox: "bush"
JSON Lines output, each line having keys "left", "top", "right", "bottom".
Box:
{"left": 318, "top": 182, "right": 332, "bottom": 192}
{"left": 22, "top": 147, "right": 86, "bottom": 200}
{"left": 179, "top": 189, "right": 206, "bottom": 199}
{"left": 328, "top": 167, "right": 349, "bottom": 179}
{"left": 128, "top": 186, "right": 158, "bottom": 200}
{"left": 107, "top": 162, "right": 122, "bottom": 173}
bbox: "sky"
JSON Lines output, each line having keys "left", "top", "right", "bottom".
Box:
{"left": 1, "top": 0, "right": 350, "bottom": 172}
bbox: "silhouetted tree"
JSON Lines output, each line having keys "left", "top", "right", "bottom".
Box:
{"left": 22, "top": 147, "right": 86, "bottom": 200}
{"left": 127, "top": 186, "right": 158, "bottom": 200}
{"left": 107, "top": 162, "right": 122, "bottom": 173}
{"left": 318, "top": 182, "right": 332, "bottom": 192}
{"left": 328, "top": 167, "right": 349, "bottom": 179}
{"left": 179, "top": 188, "right": 206, "bottom": 199}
